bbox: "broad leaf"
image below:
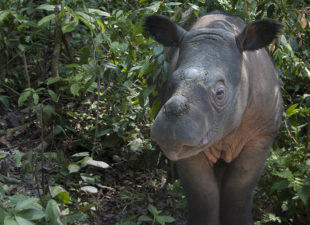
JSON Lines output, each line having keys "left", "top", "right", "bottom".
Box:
{"left": 286, "top": 103, "right": 299, "bottom": 117}
{"left": 68, "top": 163, "right": 80, "bottom": 173}
{"left": 19, "top": 209, "right": 45, "bottom": 221}
{"left": 15, "top": 216, "right": 35, "bottom": 225}
{"left": 86, "top": 158, "right": 110, "bottom": 169}
{"left": 70, "top": 83, "right": 80, "bottom": 96}
{"left": 80, "top": 186, "right": 98, "bottom": 194}
{"left": 36, "top": 4, "right": 60, "bottom": 11}
{"left": 0, "top": 95, "right": 9, "bottom": 108}
{"left": 0, "top": 10, "right": 10, "bottom": 23}
{"left": 4, "top": 217, "right": 18, "bottom": 225}
{"left": 157, "top": 215, "right": 176, "bottom": 224}
{"left": 138, "top": 215, "right": 152, "bottom": 222}
{"left": 38, "top": 14, "right": 55, "bottom": 26}
{"left": 50, "top": 186, "right": 67, "bottom": 198}
{"left": 61, "top": 16, "right": 79, "bottom": 33}
{"left": 45, "top": 200, "right": 62, "bottom": 225}
{"left": 15, "top": 198, "right": 39, "bottom": 211}
{"left": 18, "top": 91, "right": 32, "bottom": 107}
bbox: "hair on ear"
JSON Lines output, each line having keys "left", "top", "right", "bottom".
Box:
{"left": 236, "top": 19, "right": 284, "bottom": 51}
{"left": 144, "top": 15, "right": 186, "bottom": 47}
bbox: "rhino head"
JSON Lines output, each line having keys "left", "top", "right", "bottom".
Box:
{"left": 145, "top": 13, "right": 283, "bottom": 161}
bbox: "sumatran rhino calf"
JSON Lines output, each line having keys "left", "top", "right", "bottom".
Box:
{"left": 144, "top": 11, "right": 283, "bottom": 225}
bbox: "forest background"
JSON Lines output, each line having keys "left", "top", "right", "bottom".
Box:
{"left": 0, "top": 0, "right": 309, "bottom": 224}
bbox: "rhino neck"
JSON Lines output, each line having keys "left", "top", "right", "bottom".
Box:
{"left": 243, "top": 49, "right": 283, "bottom": 129}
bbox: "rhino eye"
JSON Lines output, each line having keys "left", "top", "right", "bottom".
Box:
{"left": 210, "top": 81, "right": 227, "bottom": 111}
{"left": 216, "top": 88, "right": 225, "bottom": 100}
{"left": 214, "top": 81, "right": 226, "bottom": 101}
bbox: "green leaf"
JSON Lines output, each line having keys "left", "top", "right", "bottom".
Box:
{"left": 70, "top": 83, "right": 80, "bottom": 96}
{"left": 57, "top": 192, "right": 71, "bottom": 204}
{"left": 80, "top": 186, "right": 98, "bottom": 194}
{"left": 43, "top": 105, "right": 56, "bottom": 121}
{"left": 286, "top": 103, "right": 299, "bottom": 117}
{"left": 273, "top": 168, "right": 294, "bottom": 180}
{"left": 36, "top": 4, "right": 60, "bottom": 11}
{"left": 18, "top": 91, "right": 32, "bottom": 107}
{"left": 72, "top": 152, "right": 89, "bottom": 157}
{"left": 153, "top": 45, "right": 164, "bottom": 56}
{"left": 48, "top": 90, "right": 58, "bottom": 102}
{"left": 61, "top": 16, "right": 79, "bottom": 33}
{"left": 138, "top": 215, "right": 152, "bottom": 222}
{"left": 297, "top": 183, "right": 310, "bottom": 204}
{"left": 75, "top": 11, "right": 95, "bottom": 32}
{"left": 68, "top": 163, "right": 80, "bottom": 173}
{"left": 38, "top": 14, "right": 55, "bottom": 26}
{"left": 148, "top": 204, "right": 160, "bottom": 215}
{"left": 0, "top": 153, "right": 7, "bottom": 159}
{"left": 88, "top": 8, "right": 110, "bottom": 17}
{"left": 15, "top": 216, "right": 35, "bottom": 225}
{"left": 32, "top": 93, "right": 39, "bottom": 105}
{"left": 188, "top": 3, "right": 199, "bottom": 10}
{"left": 150, "top": 98, "right": 160, "bottom": 119}
{"left": 145, "top": 1, "right": 161, "bottom": 12}
{"left": 271, "top": 180, "right": 290, "bottom": 190}
{"left": 157, "top": 215, "right": 175, "bottom": 225}
{"left": 66, "top": 111, "right": 78, "bottom": 119}
{"left": 86, "top": 158, "right": 110, "bottom": 169}
{"left": 0, "top": 95, "right": 9, "bottom": 108}
{"left": 97, "top": 129, "right": 111, "bottom": 137}
{"left": 4, "top": 217, "right": 18, "bottom": 225}
{"left": 45, "top": 200, "right": 62, "bottom": 225}
{"left": 18, "top": 209, "right": 45, "bottom": 221}
{"left": 129, "top": 138, "right": 143, "bottom": 151}
{"left": 0, "top": 10, "right": 10, "bottom": 23}
{"left": 143, "top": 85, "right": 156, "bottom": 98}
{"left": 15, "top": 198, "right": 39, "bottom": 211}
{"left": 47, "top": 77, "right": 61, "bottom": 85}
{"left": 96, "top": 19, "right": 105, "bottom": 34}
{"left": 50, "top": 186, "right": 67, "bottom": 198}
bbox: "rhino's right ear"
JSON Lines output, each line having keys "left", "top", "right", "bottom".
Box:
{"left": 144, "top": 15, "right": 187, "bottom": 47}
{"left": 236, "top": 19, "right": 283, "bottom": 51}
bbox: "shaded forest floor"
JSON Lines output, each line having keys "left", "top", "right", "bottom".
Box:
{"left": 0, "top": 106, "right": 187, "bottom": 224}
{"left": 0, "top": 107, "right": 294, "bottom": 225}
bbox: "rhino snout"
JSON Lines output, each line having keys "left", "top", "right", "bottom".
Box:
{"left": 151, "top": 95, "right": 208, "bottom": 160}
{"left": 163, "top": 95, "right": 189, "bottom": 116}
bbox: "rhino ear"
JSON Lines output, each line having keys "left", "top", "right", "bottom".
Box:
{"left": 144, "top": 15, "right": 187, "bottom": 47}
{"left": 236, "top": 19, "right": 284, "bottom": 51}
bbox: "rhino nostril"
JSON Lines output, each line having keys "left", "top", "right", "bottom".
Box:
{"left": 164, "top": 95, "right": 189, "bottom": 116}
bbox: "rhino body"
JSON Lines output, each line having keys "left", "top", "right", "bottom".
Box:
{"left": 145, "top": 11, "right": 283, "bottom": 225}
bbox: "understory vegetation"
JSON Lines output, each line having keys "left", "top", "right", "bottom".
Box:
{"left": 0, "top": 0, "right": 309, "bottom": 224}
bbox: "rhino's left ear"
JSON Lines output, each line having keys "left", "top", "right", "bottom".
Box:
{"left": 236, "top": 19, "right": 284, "bottom": 51}
{"left": 144, "top": 15, "right": 187, "bottom": 47}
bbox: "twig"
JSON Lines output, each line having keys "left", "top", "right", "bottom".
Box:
{"left": 91, "top": 31, "right": 101, "bottom": 159}
{"left": 22, "top": 51, "right": 31, "bottom": 88}
{"left": 51, "top": 6, "right": 62, "bottom": 79}
{"left": 306, "top": 115, "right": 310, "bottom": 150}
{"left": 38, "top": 103, "right": 45, "bottom": 198}
{"left": 0, "top": 78, "right": 20, "bottom": 95}
{"left": 284, "top": 119, "right": 298, "bottom": 144}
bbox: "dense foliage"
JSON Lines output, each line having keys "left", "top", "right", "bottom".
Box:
{"left": 0, "top": 0, "right": 309, "bottom": 224}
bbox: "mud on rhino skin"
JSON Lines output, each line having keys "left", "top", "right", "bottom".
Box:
{"left": 144, "top": 11, "right": 283, "bottom": 225}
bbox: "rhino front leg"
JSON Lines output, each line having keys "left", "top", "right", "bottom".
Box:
{"left": 177, "top": 152, "right": 220, "bottom": 225}
{"left": 219, "top": 136, "right": 274, "bottom": 225}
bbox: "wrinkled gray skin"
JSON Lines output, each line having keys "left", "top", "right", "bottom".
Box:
{"left": 145, "top": 11, "right": 283, "bottom": 225}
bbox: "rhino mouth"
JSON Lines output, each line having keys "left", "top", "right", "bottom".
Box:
{"left": 160, "top": 128, "right": 217, "bottom": 161}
